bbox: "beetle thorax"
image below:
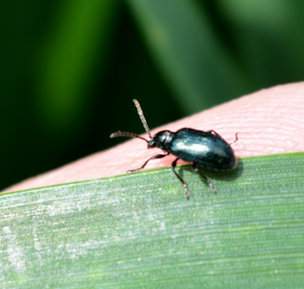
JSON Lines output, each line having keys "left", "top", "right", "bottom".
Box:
{"left": 148, "top": 130, "right": 174, "bottom": 150}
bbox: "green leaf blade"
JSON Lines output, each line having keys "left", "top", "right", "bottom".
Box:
{"left": 1, "top": 153, "right": 304, "bottom": 288}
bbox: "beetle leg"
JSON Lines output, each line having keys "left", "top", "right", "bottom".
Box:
{"left": 229, "top": 132, "right": 239, "bottom": 145}
{"left": 209, "top": 130, "right": 239, "bottom": 146}
{"left": 207, "top": 129, "right": 239, "bottom": 145}
{"left": 128, "top": 152, "right": 169, "bottom": 173}
{"left": 171, "top": 158, "right": 191, "bottom": 200}
{"left": 192, "top": 162, "right": 217, "bottom": 193}
{"left": 191, "top": 162, "right": 199, "bottom": 172}
{"left": 201, "top": 174, "right": 217, "bottom": 193}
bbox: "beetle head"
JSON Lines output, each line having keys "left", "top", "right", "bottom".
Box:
{"left": 148, "top": 130, "right": 174, "bottom": 150}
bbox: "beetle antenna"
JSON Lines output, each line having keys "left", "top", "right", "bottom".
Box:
{"left": 110, "top": 131, "right": 149, "bottom": 143}
{"left": 133, "top": 99, "right": 152, "bottom": 139}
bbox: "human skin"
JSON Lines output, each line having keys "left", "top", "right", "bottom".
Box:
{"left": 7, "top": 82, "right": 304, "bottom": 192}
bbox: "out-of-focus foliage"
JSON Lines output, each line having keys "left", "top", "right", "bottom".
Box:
{"left": 1, "top": 0, "right": 304, "bottom": 189}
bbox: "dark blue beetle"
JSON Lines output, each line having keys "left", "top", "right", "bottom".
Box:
{"left": 110, "top": 99, "right": 238, "bottom": 199}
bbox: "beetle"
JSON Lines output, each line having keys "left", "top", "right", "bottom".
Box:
{"left": 110, "top": 99, "right": 238, "bottom": 199}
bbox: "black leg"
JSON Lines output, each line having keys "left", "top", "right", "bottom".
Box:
{"left": 128, "top": 153, "right": 169, "bottom": 173}
{"left": 209, "top": 130, "right": 238, "bottom": 146}
{"left": 171, "top": 158, "right": 190, "bottom": 200}
{"left": 230, "top": 132, "right": 239, "bottom": 145}
{"left": 192, "top": 162, "right": 199, "bottom": 172}
{"left": 192, "top": 162, "right": 217, "bottom": 193}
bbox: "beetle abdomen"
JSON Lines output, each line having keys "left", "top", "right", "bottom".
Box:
{"left": 169, "top": 128, "right": 236, "bottom": 171}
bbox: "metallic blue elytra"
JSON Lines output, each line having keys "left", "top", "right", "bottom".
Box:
{"left": 150, "top": 128, "right": 237, "bottom": 172}
{"left": 110, "top": 99, "right": 238, "bottom": 199}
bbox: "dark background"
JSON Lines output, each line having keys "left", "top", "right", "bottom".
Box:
{"left": 2, "top": 0, "right": 304, "bottom": 190}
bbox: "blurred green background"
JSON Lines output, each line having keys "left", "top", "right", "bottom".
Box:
{"left": 2, "top": 0, "right": 304, "bottom": 190}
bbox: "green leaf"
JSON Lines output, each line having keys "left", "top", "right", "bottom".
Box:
{"left": 127, "top": 0, "right": 249, "bottom": 111}
{"left": 1, "top": 153, "right": 304, "bottom": 288}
